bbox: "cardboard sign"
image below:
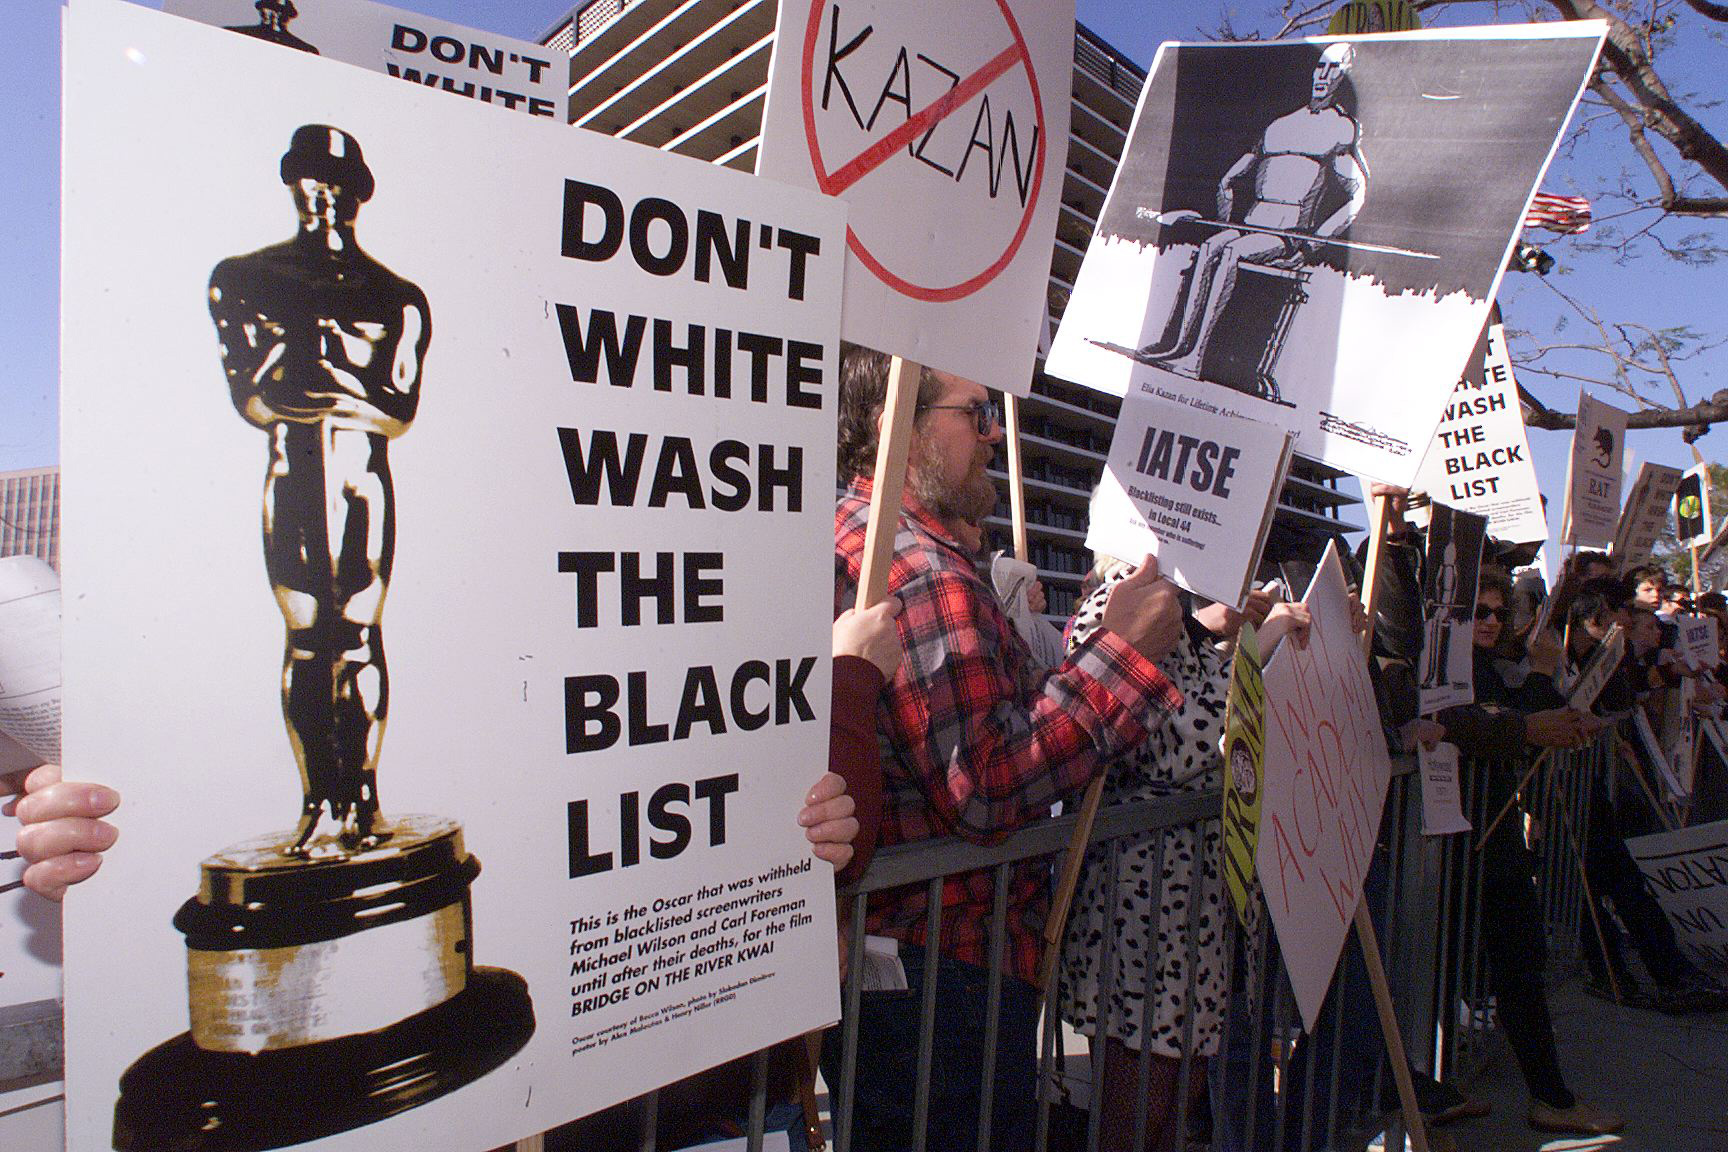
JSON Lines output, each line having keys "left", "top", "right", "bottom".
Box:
{"left": 1611, "top": 461, "right": 1684, "bottom": 566}
{"left": 1627, "top": 819, "right": 1728, "bottom": 980}
{"left": 1256, "top": 541, "right": 1392, "bottom": 1031}
{"left": 165, "top": 0, "right": 564, "bottom": 119}
{"left": 1222, "top": 622, "right": 1266, "bottom": 927}
{"left": 757, "top": 0, "right": 1076, "bottom": 391}
{"left": 1417, "top": 742, "right": 1471, "bottom": 836}
{"left": 1567, "top": 623, "right": 1624, "bottom": 711}
{"left": 1676, "top": 462, "right": 1714, "bottom": 550}
{"left": 1564, "top": 390, "right": 1629, "bottom": 548}
{"left": 1085, "top": 382, "right": 1294, "bottom": 607}
{"left": 1411, "top": 323, "right": 1546, "bottom": 543}
{"left": 1418, "top": 503, "right": 1486, "bottom": 715}
{"left": 1679, "top": 613, "right": 1720, "bottom": 672}
{"left": 1045, "top": 25, "right": 1604, "bottom": 485}
{"left": 63, "top": 5, "right": 846, "bottom": 1148}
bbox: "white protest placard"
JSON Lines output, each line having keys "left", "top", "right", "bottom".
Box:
{"left": 1567, "top": 623, "right": 1624, "bottom": 712}
{"left": 1417, "top": 742, "right": 1471, "bottom": 837}
{"left": 756, "top": 0, "right": 1075, "bottom": 391}
{"left": 165, "top": 0, "right": 563, "bottom": 119}
{"left": 63, "top": 5, "right": 845, "bottom": 1149}
{"left": 1256, "top": 540, "right": 1392, "bottom": 1031}
{"left": 1564, "top": 390, "right": 1629, "bottom": 548}
{"left": 1085, "top": 382, "right": 1293, "bottom": 607}
{"left": 1417, "top": 503, "right": 1486, "bottom": 715}
{"left": 1411, "top": 323, "right": 1546, "bottom": 543}
{"left": 1631, "top": 711, "right": 1686, "bottom": 799}
{"left": 1611, "top": 461, "right": 1684, "bottom": 566}
{"left": 1045, "top": 25, "right": 1604, "bottom": 485}
{"left": 1679, "top": 613, "right": 1719, "bottom": 672}
{"left": 1627, "top": 819, "right": 1728, "bottom": 980}
{"left": 1676, "top": 461, "right": 1715, "bottom": 550}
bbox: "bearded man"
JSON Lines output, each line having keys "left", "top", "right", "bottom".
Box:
{"left": 828, "top": 345, "right": 1184, "bottom": 1152}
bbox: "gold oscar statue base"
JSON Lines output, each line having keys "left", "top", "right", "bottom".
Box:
{"left": 114, "top": 816, "right": 535, "bottom": 1151}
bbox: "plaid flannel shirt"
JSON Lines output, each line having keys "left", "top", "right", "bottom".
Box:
{"left": 835, "top": 479, "right": 1182, "bottom": 985}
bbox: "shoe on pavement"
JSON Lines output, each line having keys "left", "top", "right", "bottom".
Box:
{"left": 1427, "top": 1094, "right": 1491, "bottom": 1127}
{"left": 1654, "top": 974, "right": 1728, "bottom": 1015}
{"left": 1527, "top": 1099, "right": 1624, "bottom": 1135}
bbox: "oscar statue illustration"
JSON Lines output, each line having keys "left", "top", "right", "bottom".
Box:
{"left": 115, "top": 125, "right": 534, "bottom": 1152}
{"left": 226, "top": 0, "right": 321, "bottom": 55}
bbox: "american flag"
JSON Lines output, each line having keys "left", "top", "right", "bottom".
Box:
{"left": 1524, "top": 191, "right": 1592, "bottom": 234}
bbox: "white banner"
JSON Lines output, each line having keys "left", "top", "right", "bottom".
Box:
{"left": 1046, "top": 25, "right": 1604, "bottom": 485}
{"left": 1611, "top": 461, "right": 1684, "bottom": 566}
{"left": 757, "top": 0, "right": 1076, "bottom": 392}
{"left": 1084, "top": 382, "right": 1293, "bottom": 607}
{"left": 165, "top": 0, "right": 564, "bottom": 119}
{"left": 1256, "top": 540, "right": 1391, "bottom": 1031}
{"left": 1564, "top": 390, "right": 1629, "bottom": 548}
{"left": 1411, "top": 324, "right": 1546, "bottom": 543}
{"left": 1627, "top": 819, "right": 1728, "bottom": 981}
{"left": 63, "top": 5, "right": 845, "bottom": 1149}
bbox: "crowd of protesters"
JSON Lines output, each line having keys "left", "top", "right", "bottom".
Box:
{"left": 9, "top": 344, "right": 1726, "bottom": 1150}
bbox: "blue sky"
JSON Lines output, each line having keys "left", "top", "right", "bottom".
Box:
{"left": 6, "top": 0, "right": 1722, "bottom": 564}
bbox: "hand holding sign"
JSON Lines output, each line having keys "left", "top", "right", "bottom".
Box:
{"left": 1100, "top": 554, "right": 1184, "bottom": 664}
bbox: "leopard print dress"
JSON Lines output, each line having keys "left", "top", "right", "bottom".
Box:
{"left": 1057, "top": 567, "right": 1240, "bottom": 1058}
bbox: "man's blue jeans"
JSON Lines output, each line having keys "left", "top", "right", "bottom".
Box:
{"left": 824, "top": 950, "right": 1040, "bottom": 1152}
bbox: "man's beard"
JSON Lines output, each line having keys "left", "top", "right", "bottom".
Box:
{"left": 908, "top": 435, "right": 998, "bottom": 525}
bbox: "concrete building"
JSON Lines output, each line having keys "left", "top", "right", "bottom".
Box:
{"left": 0, "top": 466, "right": 60, "bottom": 572}
{"left": 540, "top": 2, "right": 1361, "bottom": 614}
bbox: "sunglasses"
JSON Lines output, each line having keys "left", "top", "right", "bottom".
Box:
{"left": 1474, "top": 604, "right": 1510, "bottom": 622}
{"left": 918, "top": 398, "right": 1002, "bottom": 437}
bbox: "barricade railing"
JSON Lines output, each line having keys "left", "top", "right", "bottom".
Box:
{"left": 11, "top": 737, "right": 1605, "bottom": 1152}
{"left": 523, "top": 735, "right": 1604, "bottom": 1151}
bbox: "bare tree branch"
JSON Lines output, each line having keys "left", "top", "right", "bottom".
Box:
{"left": 1682, "top": 0, "right": 1728, "bottom": 21}
{"left": 1522, "top": 394, "right": 1728, "bottom": 431}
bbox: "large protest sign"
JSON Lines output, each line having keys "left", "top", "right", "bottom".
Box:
{"left": 757, "top": 0, "right": 1075, "bottom": 390}
{"left": 1045, "top": 25, "right": 1603, "bottom": 485}
{"left": 1627, "top": 820, "right": 1728, "bottom": 980}
{"left": 1564, "top": 390, "right": 1629, "bottom": 547}
{"left": 1257, "top": 541, "right": 1392, "bottom": 1031}
{"left": 1085, "top": 382, "right": 1293, "bottom": 606}
{"left": 1612, "top": 461, "right": 1684, "bottom": 566}
{"left": 166, "top": 0, "right": 563, "bottom": 119}
{"left": 1417, "top": 504, "right": 1485, "bottom": 714}
{"left": 1676, "top": 462, "right": 1715, "bottom": 550}
{"left": 1411, "top": 323, "right": 1546, "bottom": 543}
{"left": 62, "top": 5, "right": 845, "bottom": 1149}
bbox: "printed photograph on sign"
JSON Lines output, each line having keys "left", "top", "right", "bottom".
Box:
{"left": 61, "top": 5, "right": 847, "bottom": 1150}
{"left": 757, "top": 0, "right": 1076, "bottom": 390}
{"left": 1418, "top": 503, "right": 1486, "bottom": 714}
{"left": 1045, "top": 26, "right": 1604, "bottom": 484}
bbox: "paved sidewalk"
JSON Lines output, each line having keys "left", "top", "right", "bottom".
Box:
{"left": 1444, "top": 977, "right": 1728, "bottom": 1151}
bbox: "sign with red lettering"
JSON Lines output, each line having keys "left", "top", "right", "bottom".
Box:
{"left": 1255, "top": 541, "right": 1391, "bottom": 1031}
{"left": 758, "top": 0, "right": 1075, "bottom": 390}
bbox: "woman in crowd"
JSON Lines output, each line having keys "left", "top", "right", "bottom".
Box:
{"left": 1435, "top": 572, "right": 1623, "bottom": 1137}
{"left": 1057, "top": 554, "right": 1310, "bottom": 1152}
